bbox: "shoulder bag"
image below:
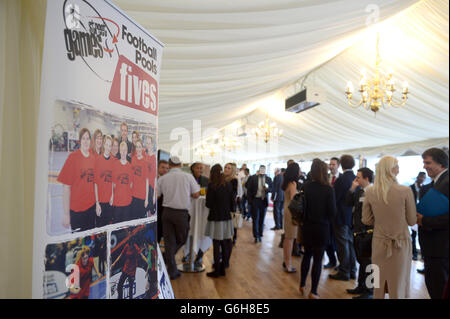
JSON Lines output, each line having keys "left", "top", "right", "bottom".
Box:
{"left": 288, "top": 188, "right": 306, "bottom": 226}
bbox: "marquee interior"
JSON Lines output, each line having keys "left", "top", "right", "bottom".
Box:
{"left": 115, "top": 0, "right": 449, "bottom": 161}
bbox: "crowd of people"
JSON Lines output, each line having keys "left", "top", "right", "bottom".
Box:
{"left": 155, "top": 147, "right": 448, "bottom": 300}
{"left": 56, "top": 123, "right": 157, "bottom": 232}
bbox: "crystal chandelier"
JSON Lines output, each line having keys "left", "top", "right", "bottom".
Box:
{"left": 194, "top": 143, "right": 219, "bottom": 160}
{"left": 345, "top": 33, "right": 409, "bottom": 114}
{"left": 220, "top": 135, "right": 241, "bottom": 152}
{"left": 253, "top": 113, "right": 283, "bottom": 143}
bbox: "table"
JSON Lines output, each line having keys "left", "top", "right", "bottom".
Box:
{"left": 178, "top": 196, "right": 212, "bottom": 272}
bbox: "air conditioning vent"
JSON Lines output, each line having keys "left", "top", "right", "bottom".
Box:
{"left": 285, "top": 87, "right": 325, "bottom": 113}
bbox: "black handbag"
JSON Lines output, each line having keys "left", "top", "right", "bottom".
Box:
{"left": 288, "top": 189, "right": 306, "bottom": 225}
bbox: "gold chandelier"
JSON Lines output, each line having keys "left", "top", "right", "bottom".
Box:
{"left": 345, "top": 33, "right": 409, "bottom": 114}
{"left": 253, "top": 113, "right": 283, "bottom": 143}
{"left": 220, "top": 135, "right": 241, "bottom": 152}
{"left": 194, "top": 143, "right": 219, "bottom": 160}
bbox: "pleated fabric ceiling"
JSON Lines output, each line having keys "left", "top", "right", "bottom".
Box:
{"left": 114, "top": 0, "right": 449, "bottom": 161}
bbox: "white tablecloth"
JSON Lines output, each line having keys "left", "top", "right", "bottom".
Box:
{"left": 183, "top": 196, "right": 212, "bottom": 256}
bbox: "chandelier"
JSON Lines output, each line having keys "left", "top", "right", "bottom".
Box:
{"left": 194, "top": 143, "right": 220, "bottom": 160}
{"left": 253, "top": 113, "right": 283, "bottom": 143}
{"left": 220, "top": 135, "right": 241, "bottom": 152}
{"left": 345, "top": 33, "right": 409, "bottom": 114}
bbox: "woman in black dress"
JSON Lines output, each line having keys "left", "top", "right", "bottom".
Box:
{"left": 299, "top": 159, "right": 337, "bottom": 299}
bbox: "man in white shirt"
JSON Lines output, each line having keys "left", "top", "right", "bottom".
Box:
{"left": 157, "top": 156, "right": 200, "bottom": 280}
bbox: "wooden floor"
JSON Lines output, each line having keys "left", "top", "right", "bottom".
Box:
{"left": 170, "top": 211, "right": 430, "bottom": 299}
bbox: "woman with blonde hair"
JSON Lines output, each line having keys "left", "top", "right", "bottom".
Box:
{"left": 362, "top": 156, "right": 417, "bottom": 299}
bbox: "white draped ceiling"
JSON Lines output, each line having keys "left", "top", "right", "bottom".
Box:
{"left": 114, "top": 0, "right": 449, "bottom": 161}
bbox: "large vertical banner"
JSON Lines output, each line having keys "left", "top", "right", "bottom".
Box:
{"left": 32, "top": 0, "right": 164, "bottom": 299}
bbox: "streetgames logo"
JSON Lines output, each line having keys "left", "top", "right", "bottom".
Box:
{"left": 63, "top": 0, "right": 120, "bottom": 81}
{"left": 62, "top": 0, "right": 159, "bottom": 115}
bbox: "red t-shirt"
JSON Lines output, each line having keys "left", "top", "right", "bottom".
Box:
{"left": 122, "top": 243, "right": 140, "bottom": 276}
{"left": 131, "top": 156, "right": 149, "bottom": 200}
{"left": 57, "top": 149, "right": 95, "bottom": 212}
{"left": 145, "top": 153, "right": 157, "bottom": 189}
{"left": 74, "top": 257, "right": 94, "bottom": 299}
{"left": 112, "top": 160, "right": 133, "bottom": 207}
{"left": 91, "top": 149, "right": 102, "bottom": 159}
{"left": 94, "top": 155, "right": 114, "bottom": 203}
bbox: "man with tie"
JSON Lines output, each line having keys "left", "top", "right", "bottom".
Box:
{"left": 329, "top": 157, "right": 341, "bottom": 185}
{"left": 417, "top": 148, "right": 449, "bottom": 299}
{"left": 323, "top": 157, "right": 340, "bottom": 269}
{"left": 345, "top": 167, "right": 374, "bottom": 299}
{"left": 329, "top": 155, "right": 357, "bottom": 281}
{"left": 246, "top": 165, "right": 273, "bottom": 243}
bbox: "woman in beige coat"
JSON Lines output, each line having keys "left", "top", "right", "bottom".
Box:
{"left": 362, "top": 156, "right": 417, "bottom": 299}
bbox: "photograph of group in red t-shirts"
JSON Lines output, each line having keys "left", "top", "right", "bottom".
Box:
{"left": 43, "top": 233, "right": 107, "bottom": 299}
{"left": 110, "top": 223, "right": 158, "bottom": 299}
{"left": 48, "top": 101, "right": 157, "bottom": 236}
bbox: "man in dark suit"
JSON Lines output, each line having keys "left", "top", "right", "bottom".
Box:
{"left": 271, "top": 168, "right": 285, "bottom": 230}
{"left": 324, "top": 157, "right": 340, "bottom": 269}
{"left": 417, "top": 148, "right": 449, "bottom": 299}
{"left": 345, "top": 167, "right": 374, "bottom": 299}
{"left": 246, "top": 165, "right": 273, "bottom": 243}
{"left": 410, "top": 172, "right": 426, "bottom": 261}
{"left": 329, "top": 155, "right": 357, "bottom": 281}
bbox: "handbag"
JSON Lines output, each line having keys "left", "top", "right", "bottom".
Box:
{"left": 288, "top": 189, "right": 306, "bottom": 226}
{"left": 232, "top": 211, "right": 243, "bottom": 229}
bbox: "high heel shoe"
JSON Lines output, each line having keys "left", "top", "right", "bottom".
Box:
{"left": 283, "top": 262, "right": 296, "bottom": 273}
{"left": 308, "top": 292, "right": 320, "bottom": 299}
{"left": 299, "top": 286, "right": 305, "bottom": 296}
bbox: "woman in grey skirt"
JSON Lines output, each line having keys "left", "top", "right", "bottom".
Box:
{"left": 205, "top": 164, "right": 235, "bottom": 277}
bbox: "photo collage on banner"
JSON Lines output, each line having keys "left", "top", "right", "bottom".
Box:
{"left": 157, "top": 244, "right": 175, "bottom": 299}
{"left": 33, "top": 0, "right": 165, "bottom": 299}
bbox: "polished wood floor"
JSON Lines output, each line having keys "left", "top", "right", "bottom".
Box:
{"left": 170, "top": 211, "right": 430, "bottom": 299}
